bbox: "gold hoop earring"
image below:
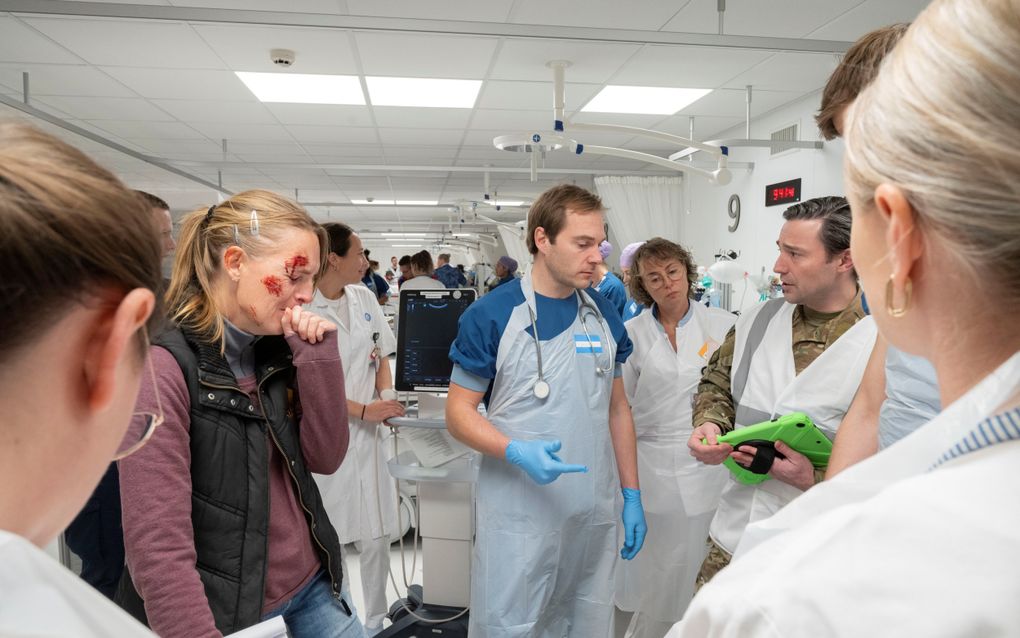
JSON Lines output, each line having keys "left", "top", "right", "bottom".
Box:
{"left": 885, "top": 275, "right": 912, "bottom": 318}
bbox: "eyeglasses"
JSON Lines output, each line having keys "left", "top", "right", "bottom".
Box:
{"left": 639, "top": 264, "right": 687, "bottom": 290}
{"left": 114, "top": 325, "right": 164, "bottom": 460}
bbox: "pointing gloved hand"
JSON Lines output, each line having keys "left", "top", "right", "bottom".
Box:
{"left": 505, "top": 439, "right": 588, "bottom": 485}
{"left": 620, "top": 488, "right": 647, "bottom": 560}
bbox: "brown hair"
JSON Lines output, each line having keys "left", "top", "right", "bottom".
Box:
{"left": 0, "top": 122, "right": 163, "bottom": 361}
{"left": 816, "top": 23, "right": 909, "bottom": 140}
{"left": 526, "top": 184, "right": 604, "bottom": 255}
{"left": 166, "top": 189, "right": 326, "bottom": 347}
{"left": 135, "top": 190, "right": 169, "bottom": 211}
{"left": 627, "top": 238, "right": 698, "bottom": 306}
{"left": 409, "top": 250, "right": 434, "bottom": 276}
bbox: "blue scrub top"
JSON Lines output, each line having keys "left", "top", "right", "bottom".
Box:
{"left": 590, "top": 271, "right": 627, "bottom": 319}
{"left": 449, "top": 278, "right": 633, "bottom": 400}
{"left": 622, "top": 299, "right": 644, "bottom": 321}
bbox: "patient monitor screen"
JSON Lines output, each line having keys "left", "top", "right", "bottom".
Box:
{"left": 396, "top": 289, "right": 476, "bottom": 392}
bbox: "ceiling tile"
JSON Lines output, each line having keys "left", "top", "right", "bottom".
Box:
{"left": 265, "top": 104, "right": 374, "bottom": 126}
{"left": 508, "top": 0, "right": 682, "bottom": 30}
{"left": 90, "top": 120, "right": 205, "bottom": 139}
{"left": 678, "top": 88, "right": 805, "bottom": 118}
{"left": 23, "top": 17, "right": 226, "bottom": 69}
{"left": 489, "top": 40, "right": 640, "bottom": 84}
{"left": 662, "top": 0, "right": 856, "bottom": 38}
{"left": 377, "top": 127, "right": 464, "bottom": 146}
{"left": 346, "top": 0, "right": 514, "bottom": 21}
{"left": 192, "top": 24, "right": 359, "bottom": 74}
{"left": 285, "top": 125, "right": 379, "bottom": 144}
{"left": 609, "top": 45, "right": 773, "bottom": 88}
{"left": 0, "top": 16, "right": 82, "bottom": 64}
{"left": 0, "top": 64, "right": 134, "bottom": 97}
{"left": 189, "top": 121, "right": 295, "bottom": 142}
{"left": 101, "top": 67, "right": 256, "bottom": 100}
{"left": 34, "top": 96, "right": 174, "bottom": 121}
{"left": 166, "top": 0, "right": 344, "bottom": 10}
{"left": 807, "top": 0, "right": 929, "bottom": 39}
{"left": 656, "top": 114, "right": 746, "bottom": 141}
{"left": 354, "top": 32, "right": 498, "bottom": 79}
{"left": 153, "top": 99, "right": 277, "bottom": 123}
{"left": 469, "top": 108, "right": 550, "bottom": 131}
{"left": 476, "top": 80, "right": 600, "bottom": 112}
{"left": 372, "top": 106, "right": 473, "bottom": 129}
{"left": 722, "top": 52, "right": 839, "bottom": 92}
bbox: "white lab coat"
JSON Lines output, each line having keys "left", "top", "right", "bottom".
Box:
{"left": 307, "top": 285, "right": 398, "bottom": 630}
{"left": 710, "top": 302, "right": 877, "bottom": 553}
{"left": 668, "top": 350, "right": 1020, "bottom": 637}
{"left": 0, "top": 530, "right": 155, "bottom": 637}
{"left": 615, "top": 303, "right": 735, "bottom": 625}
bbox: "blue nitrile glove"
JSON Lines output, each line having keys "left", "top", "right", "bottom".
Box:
{"left": 620, "top": 488, "right": 647, "bottom": 560}
{"left": 505, "top": 439, "right": 588, "bottom": 485}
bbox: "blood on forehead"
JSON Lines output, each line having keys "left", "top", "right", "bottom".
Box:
{"left": 284, "top": 254, "right": 310, "bottom": 277}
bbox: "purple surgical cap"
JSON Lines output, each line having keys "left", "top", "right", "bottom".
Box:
{"left": 497, "top": 255, "right": 518, "bottom": 274}
{"left": 598, "top": 240, "right": 612, "bottom": 261}
{"left": 620, "top": 241, "right": 645, "bottom": 269}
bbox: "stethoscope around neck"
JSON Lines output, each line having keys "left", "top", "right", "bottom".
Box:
{"left": 526, "top": 291, "right": 614, "bottom": 400}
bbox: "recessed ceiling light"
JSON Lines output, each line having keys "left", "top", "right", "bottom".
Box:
{"left": 452, "top": 233, "right": 474, "bottom": 237}
{"left": 351, "top": 199, "right": 394, "bottom": 205}
{"left": 381, "top": 232, "right": 427, "bottom": 237}
{"left": 390, "top": 244, "right": 422, "bottom": 248}
{"left": 581, "top": 86, "right": 712, "bottom": 115}
{"left": 366, "top": 77, "right": 482, "bottom": 108}
{"left": 395, "top": 200, "right": 439, "bottom": 206}
{"left": 235, "top": 72, "right": 365, "bottom": 105}
{"left": 486, "top": 200, "right": 527, "bottom": 207}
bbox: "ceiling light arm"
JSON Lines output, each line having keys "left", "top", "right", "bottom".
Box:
{"left": 579, "top": 144, "right": 726, "bottom": 181}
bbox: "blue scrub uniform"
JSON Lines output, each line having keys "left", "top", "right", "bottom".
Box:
{"left": 591, "top": 271, "right": 627, "bottom": 319}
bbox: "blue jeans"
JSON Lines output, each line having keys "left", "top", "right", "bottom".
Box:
{"left": 262, "top": 571, "right": 367, "bottom": 638}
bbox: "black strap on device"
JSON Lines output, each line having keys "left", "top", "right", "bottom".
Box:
{"left": 737, "top": 439, "right": 786, "bottom": 475}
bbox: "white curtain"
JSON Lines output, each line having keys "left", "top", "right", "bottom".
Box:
{"left": 496, "top": 224, "right": 532, "bottom": 276}
{"left": 594, "top": 176, "right": 687, "bottom": 264}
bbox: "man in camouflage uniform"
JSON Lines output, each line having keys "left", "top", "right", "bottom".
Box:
{"left": 687, "top": 196, "right": 869, "bottom": 587}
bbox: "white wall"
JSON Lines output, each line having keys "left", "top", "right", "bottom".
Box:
{"left": 682, "top": 89, "right": 846, "bottom": 312}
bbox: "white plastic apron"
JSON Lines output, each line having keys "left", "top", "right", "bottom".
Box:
{"left": 470, "top": 274, "right": 618, "bottom": 638}
{"left": 615, "top": 304, "right": 735, "bottom": 622}
{"left": 709, "top": 302, "right": 877, "bottom": 553}
{"left": 307, "top": 286, "right": 397, "bottom": 543}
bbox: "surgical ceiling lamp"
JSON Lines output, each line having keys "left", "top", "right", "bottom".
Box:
{"left": 493, "top": 61, "right": 732, "bottom": 186}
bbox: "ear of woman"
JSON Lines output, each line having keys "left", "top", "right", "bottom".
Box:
{"left": 874, "top": 183, "right": 923, "bottom": 288}
{"left": 82, "top": 288, "right": 155, "bottom": 413}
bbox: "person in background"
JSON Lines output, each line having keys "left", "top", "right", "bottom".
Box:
{"left": 590, "top": 241, "right": 627, "bottom": 318}
{"left": 813, "top": 23, "right": 942, "bottom": 478}
{"left": 306, "top": 223, "right": 404, "bottom": 637}
{"left": 671, "top": 1, "right": 1020, "bottom": 633}
{"left": 614, "top": 239, "right": 736, "bottom": 638}
{"left": 435, "top": 252, "right": 467, "bottom": 288}
{"left": 400, "top": 250, "right": 445, "bottom": 291}
{"left": 620, "top": 241, "right": 646, "bottom": 321}
{"left": 118, "top": 190, "right": 365, "bottom": 638}
{"left": 0, "top": 122, "right": 161, "bottom": 635}
{"left": 446, "top": 184, "right": 645, "bottom": 637}
{"left": 62, "top": 190, "right": 176, "bottom": 602}
{"left": 387, "top": 255, "right": 399, "bottom": 279}
{"left": 487, "top": 255, "right": 518, "bottom": 291}
{"left": 360, "top": 251, "right": 389, "bottom": 305}
{"left": 397, "top": 255, "right": 411, "bottom": 286}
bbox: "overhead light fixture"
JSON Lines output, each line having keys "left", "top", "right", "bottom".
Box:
{"left": 382, "top": 232, "right": 427, "bottom": 237}
{"left": 235, "top": 72, "right": 365, "bottom": 105}
{"left": 366, "top": 77, "right": 482, "bottom": 108}
{"left": 395, "top": 200, "right": 438, "bottom": 206}
{"left": 452, "top": 233, "right": 474, "bottom": 237}
{"left": 390, "top": 244, "right": 422, "bottom": 248}
{"left": 581, "top": 85, "right": 712, "bottom": 115}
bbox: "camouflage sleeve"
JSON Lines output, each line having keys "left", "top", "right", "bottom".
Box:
{"left": 693, "top": 325, "right": 737, "bottom": 434}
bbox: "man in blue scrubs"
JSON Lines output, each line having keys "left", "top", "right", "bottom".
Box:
{"left": 446, "top": 184, "right": 647, "bottom": 637}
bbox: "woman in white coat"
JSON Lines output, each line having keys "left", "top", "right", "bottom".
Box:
{"left": 669, "top": 1, "right": 1020, "bottom": 635}
{"left": 0, "top": 122, "right": 160, "bottom": 636}
{"left": 615, "top": 239, "right": 735, "bottom": 638}
{"left": 306, "top": 223, "right": 405, "bottom": 636}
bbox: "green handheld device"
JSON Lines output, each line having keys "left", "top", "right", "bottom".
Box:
{"left": 708, "top": 412, "right": 832, "bottom": 485}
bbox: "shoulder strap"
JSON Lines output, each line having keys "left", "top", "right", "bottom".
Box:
{"left": 731, "top": 298, "right": 786, "bottom": 406}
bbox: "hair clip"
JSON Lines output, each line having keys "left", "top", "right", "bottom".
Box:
{"left": 204, "top": 205, "right": 216, "bottom": 226}
{"left": 232, "top": 224, "right": 241, "bottom": 245}
{"left": 250, "top": 209, "right": 260, "bottom": 237}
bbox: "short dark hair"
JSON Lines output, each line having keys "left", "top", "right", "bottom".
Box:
{"left": 627, "top": 238, "right": 699, "bottom": 306}
{"left": 323, "top": 222, "right": 355, "bottom": 257}
{"left": 526, "top": 184, "right": 603, "bottom": 255}
{"left": 410, "top": 250, "right": 433, "bottom": 275}
{"left": 816, "top": 24, "right": 909, "bottom": 140}
{"left": 782, "top": 196, "right": 852, "bottom": 262}
{"left": 135, "top": 190, "right": 168, "bottom": 211}
{"left": 398, "top": 254, "right": 411, "bottom": 266}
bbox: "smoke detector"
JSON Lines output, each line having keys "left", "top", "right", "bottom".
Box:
{"left": 270, "top": 49, "right": 295, "bottom": 67}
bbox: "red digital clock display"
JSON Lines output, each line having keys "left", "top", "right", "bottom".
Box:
{"left": 764, "top": 178, "right": 802, "bottom": 207}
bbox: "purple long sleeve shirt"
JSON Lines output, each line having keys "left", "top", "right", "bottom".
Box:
{"left": 119, "top": 331, "right": 348, "bottom": 638}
